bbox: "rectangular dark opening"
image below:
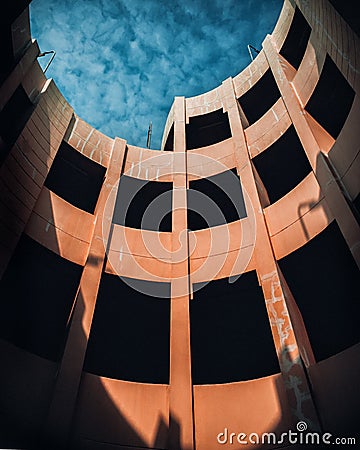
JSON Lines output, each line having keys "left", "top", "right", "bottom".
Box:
{"left": 305, "top": 54, "right": 355, "bottom": 139}
{"left": 113, "top": 175, "right": 173, "bottom": 232}
{"left": 84, "top": 273, "right": 170, "bottom": 383}
{"left": 163, "top": 123, "right": 174, "bottom": 151}
{"left": 186, "top": 109, "right": 232, "bottom": 150}
{"left": 279, "top": 7, "right": 312, "bottom": 70}
{"left": 44, "top": 141, "right": 106, "bottom": 213}
{"left": 278, "top": 221, "right": 360, "bottom": 361}
{"left": 0, "top": 85, "right": 34, "bottom": 166}
{"left": 2, "top": 2, "right": 29, "bottom": 28}
{"left": 0, "top": 2, "right": 29, "bottom": 81}
{"left": 187, "top": 168, "right": 247, "bottom": 231}
{"left": 237, "top": 69, "right": 281, "bottom": 125}
{"left": 0, "top": 234, "right": 82, "bottom": 361}
{"left": 190, "top": 270, "right": 280, "bottom": 384}
{"left": 329, "top": 0, "right": 360, "bottom": 37}
{"left": 0, "top": 29, "right": 14, "bottom": 83}
{"left": 252, "top": 125, "right": 312, "bottom": 203}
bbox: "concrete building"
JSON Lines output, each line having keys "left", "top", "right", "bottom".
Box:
{"left": 0, "top": 1, "right": 359, "bottom": 449}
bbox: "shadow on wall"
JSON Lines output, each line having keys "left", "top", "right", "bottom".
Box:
{"left": 253, "top": 21, "right": 360, "bottom": 438}
{"left": 0, "top": 62, "right": 175, "bottom": 448}
{"left": 0, "top": 283, "right": 179, "bottom": 450}
{"left": 0, "top": 1, "right": 57, "bottom": 276}
{"left": 275, "top": 150, "right": 360, "bottom": 441}
{"left": 66, "top": 289, "right": 171, "bottom": 450}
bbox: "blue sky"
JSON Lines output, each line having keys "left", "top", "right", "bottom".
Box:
{"left": 30, "top": 0, "right": 283, "bottom": 149}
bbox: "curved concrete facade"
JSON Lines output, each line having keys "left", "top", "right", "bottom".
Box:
{"left": 0, "top": 1, "right": 359, "bottom": 449}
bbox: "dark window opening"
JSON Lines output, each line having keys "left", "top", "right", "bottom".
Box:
{"left": 45, "top": 141, "right": 106, "bottom": 214}
{"left": 238, "top": 69, "right": 281, "bottom": 125}
{"left": 191, "top": 270, "right": 280, "bottom": 384}
{"left": 278, "top": 221, "right": 360, "bottom": 362}
{"left": 305, "top": 54, "right": 355, "bottom": 139}
{"left": 113, "top": 175, "right": 172, "bottom": 232}
{"left": 0, "top": 85, "right": 34, "bottom": 166}
{"left": 0, "top": 234, "right": 82, "bottom": 361}
{"left": 187, "top": 168, "right": 247, "bottom": 231}
{"left": 0, "top": 29, "right": 14, "bottom": 82}
{"left": 187, "top": 210, "right": 208, "bottom": 231}
{"left": 252, "top": 125, "right": 312, "bottom": 203}
{"left": 186, "top": 109, "right": 232, "bottom": 150}
{"left": 0, "top": 1, "right": 29, "bottom": 81}
{"left": 2, "top": 2, "right": 29, "bottom": 29}
{"left": 84, "top": 273, "right": 170, "bottom": 383}
{"left": 279, "top": 7, "right": 312, "bottom": 70}
{"left": 163, "top": 123, "right": 174, "bottom": 151}
{"left": 159, "top": 211, "right": 172, "bottom": 231}
{"left": 329, "top": 0, "right": 360, "bottom": 37}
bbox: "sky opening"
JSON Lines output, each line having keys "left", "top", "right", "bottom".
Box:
{"left": 30, "top": 0, "right": 283, "bottom": 149}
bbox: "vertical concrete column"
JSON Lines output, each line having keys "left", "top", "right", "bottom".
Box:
{"left": 263, "top": 35, "right": 360, "bottom": 268}
{"left": 222, "top": 77, "right": 320, "bottom": 430}
{"left": 169, "top": 97, "right": 194, "bottom": 450}
{"left": 43, "top": 137, "right": 127, "bottom": 447}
